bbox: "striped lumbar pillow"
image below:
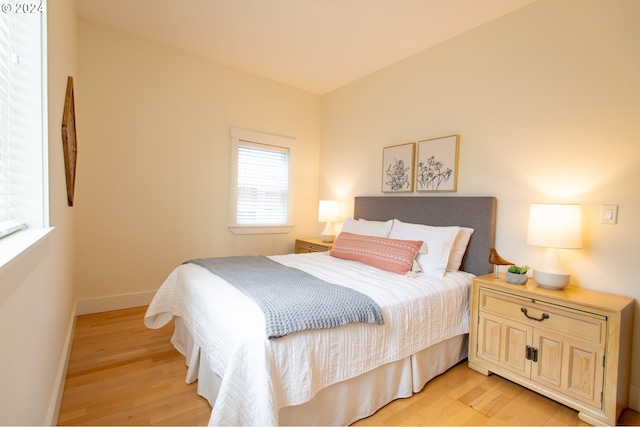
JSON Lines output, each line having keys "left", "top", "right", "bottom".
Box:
{"left": 329, "top": 232, "right": 423, "bottom": 276}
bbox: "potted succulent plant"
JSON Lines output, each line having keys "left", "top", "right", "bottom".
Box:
{"left": 506, "top": 265, "right": 529, "bottom": 285}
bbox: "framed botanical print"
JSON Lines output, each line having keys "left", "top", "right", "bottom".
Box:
{"left": 416, "top": 135, "right": 459, "bottom": 192}
{"left": 382, "top": 142, "right": 415, "bottom": 193}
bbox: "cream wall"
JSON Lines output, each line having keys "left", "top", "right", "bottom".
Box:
{"left": 74, "top": 19, "right": 322, "bottom": 307}
{"left": 0, "top": 0, "right": 78, "bottom": 424}
{"left": 321, "top": 0, "right": 640, "bottom": 409}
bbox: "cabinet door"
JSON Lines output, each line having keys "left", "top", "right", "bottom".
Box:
{"left": 477, "top": 312, "right": 532, "bottom": 377}
{"left": 564, "top": 337, "right": 605, "bottom": 409}
{"left": 477, "top": 312, "right": 502, "bottom": 365}
{"left": 531, "top": 329, "right": 563, "bottom": 388}
{"left": 503, "top": 320, "right": 532, "bottom": 377}
{"left": 531, "top": 328, "right": 605, "bottom": 410}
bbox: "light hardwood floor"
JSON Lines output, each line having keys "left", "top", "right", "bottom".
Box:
{"left": 58, "top": 306, "right": 640, "bottom": 426}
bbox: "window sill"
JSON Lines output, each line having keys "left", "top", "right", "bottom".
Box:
{"left": 0, "top": 227, "right": 55, "bottom": 270}
{"left": 228, "top": 224, "right": 294, "bottom": 235}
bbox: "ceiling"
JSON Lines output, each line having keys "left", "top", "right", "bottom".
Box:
{"left": 75, "top": 0, "right": 535, "bottom": 95}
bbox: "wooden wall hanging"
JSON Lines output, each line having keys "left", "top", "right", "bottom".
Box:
{"left": 61, "top": 76, "right": 77, "bottom": 206}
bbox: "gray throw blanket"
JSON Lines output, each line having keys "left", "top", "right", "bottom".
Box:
{"left": 186, "top": 256, "right": 384, "bottom": 339}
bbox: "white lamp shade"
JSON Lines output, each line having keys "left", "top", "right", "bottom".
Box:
{"left": 527, "top": 204, "right": 583, "bottom": 249}
{"left": 318, "top": 200, "right": 340, "bottom": 223}
{"left": 527, "top": 204, "right": 582, "bottom": 289}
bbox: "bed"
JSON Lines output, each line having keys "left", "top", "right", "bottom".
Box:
{"left": 144, "top": 196, "right": 497, "bottom": 425}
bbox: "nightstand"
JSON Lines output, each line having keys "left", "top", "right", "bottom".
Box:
{"left": 294, "top": 238, "right": 333, "bottom": 254}
{"left": 468, "top": 274, "right": 634, "bottom": 426}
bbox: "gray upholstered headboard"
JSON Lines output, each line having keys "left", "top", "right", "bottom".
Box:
{"left": 353, "top": 196, "right": 497, "bottom": 276}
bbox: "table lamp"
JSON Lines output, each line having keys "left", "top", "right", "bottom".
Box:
{"left": 318, "top": 200, "right": 340, "bottom": 243}
{"left": 526, "top": 204, "right": 583, "bottom": 289}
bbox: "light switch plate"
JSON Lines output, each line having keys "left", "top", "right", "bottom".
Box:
{"left": 600, "top": 204, "right": 618, "bottom": 224}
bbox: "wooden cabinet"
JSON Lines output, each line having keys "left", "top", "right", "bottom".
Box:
{"left": 294, "top": 238, "right": 333, "bottom": 254}
{"left": 469, "top": 274, "right": 634, "bottom": 426}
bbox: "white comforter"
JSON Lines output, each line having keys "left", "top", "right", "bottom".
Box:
{"left": 144, "top": 252, "right": 473, "bottom": 426}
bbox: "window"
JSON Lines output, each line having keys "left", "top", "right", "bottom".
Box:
{"left": 0, "top": 4, "right": 48, "bottom": 265}
{"left": 229, "top": 128, "right": 294, "bottom": 234}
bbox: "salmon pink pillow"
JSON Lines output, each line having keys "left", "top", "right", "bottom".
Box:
{"left": 330, "top": 232, "right": 423, "bottom": 276}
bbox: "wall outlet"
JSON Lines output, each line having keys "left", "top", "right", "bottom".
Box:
{"left": 600, "top": 204, "right": 618, "bottom": 224}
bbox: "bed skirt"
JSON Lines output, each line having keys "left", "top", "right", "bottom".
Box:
{"left": 171, "top": 317, "right": 468, "bottom": 426}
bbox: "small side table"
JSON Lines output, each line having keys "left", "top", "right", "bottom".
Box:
{"left": 294, "top": 238, "right": 333, "bottom": 254}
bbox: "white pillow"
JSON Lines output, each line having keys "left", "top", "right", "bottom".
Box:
{"left": 388, "top": 219, "right": 460, "bottom": 277}
{"left": 341, "top": 217, "right": 393, "bottom": 237}
{"left": 446, "top": 227, "right": 474, "bottom": 272}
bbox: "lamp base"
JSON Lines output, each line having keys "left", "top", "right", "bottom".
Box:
{"left": 533, "top": 270, "right": 570, "bottom": 289}
{"left": 320, "top": 234, "right": 335, "bottom": 243}
{"left": 532, "top": 247, "right": 572, "bottom": 289}
{"left": 320, "top": 222, "right": 335, "bottom": 243}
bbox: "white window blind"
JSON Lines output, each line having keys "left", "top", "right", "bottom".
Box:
{"left": 229, "top": 128, "right": 294, "bottom": 234}
{"left": 0, "top": 4, "right": 46, "bottom": 230}
{"left": 237, "top": 142, "right": 289, "bottom": 224}
{"left": 0, "top": 10, "right": 16, "bottom": 222}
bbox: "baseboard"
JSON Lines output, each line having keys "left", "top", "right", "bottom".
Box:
{"left": 76, "top": 290, "right": 156, "bottom": 315}
{"left": 46, "top": 300, "right": 77, "bottom": 426}
{"left": 629, "top": 383, "right": 640, "bottom": 412}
